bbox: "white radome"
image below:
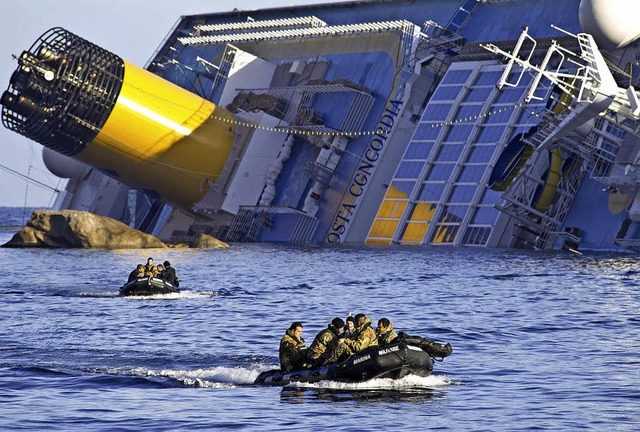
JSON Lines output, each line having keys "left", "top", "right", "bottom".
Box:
{"left": 42, "top": 147, "right": 90, "bottom": 179}
{"left": 579, "top": 0, "right": 640, "bottom": 50}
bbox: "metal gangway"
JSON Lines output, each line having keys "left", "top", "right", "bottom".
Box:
{"left": 479, "top": 25, "right": 640, "bottom": 249}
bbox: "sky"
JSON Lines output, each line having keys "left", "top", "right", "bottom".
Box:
{"left": 0, "top": 0, "right": 335, "bottom": 207}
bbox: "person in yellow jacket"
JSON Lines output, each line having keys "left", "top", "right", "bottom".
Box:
{"left": 306, "top": 317, "right": 345, "bottom": 367}
{"left": 143, "top": 257, "right": 156, "bottom": 277}
{"left": 325, "top": 313, "right": 377, "bottom": 363}
{"left": 279, "top": 322, "right": 306, "bottom": 371}
{"left": 375, "top": 317, "right": 398, "bottom": 345}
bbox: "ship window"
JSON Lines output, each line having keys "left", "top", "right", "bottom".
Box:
{"left": 462, "top": 226, "right": 491, "bottom": 245}
{"left": 436, "top": 144, "right": 464, "bottom": 162}
{"left": 431, "top": 85, "right": 463, "bottom": 101}
{"left": 485, "top": 108, "right": 513, "bottom": 124}
{"left": 455, "top": 105, "right": 483, "bottom": 122}
{"left": 396, "top": 161, "right": 424, "bottom": 179}
{"left": 495, "top": 88, "right": 524, "bottom": 104}
{"left": 470, "top": 206, "right": 500, "bottom": 224}
{"left": 479, "top": 188, "right": 502, "bottom": 205}
{"left": 405, "top": 141, "right": 434, "bottom": 159}
{"left": 599, "top": 138, "right": 619, "bottom": 155}
{"left": 414, "top": 124, "right": 443, "bottom": 140}
{"left": 449, "top": 185, "right": 477, "bottom": 203}
{"left": 444, "top": 124, "right": 474, "bottom": 142}
{"left": 458, "top": 165, "right": 486, "bottom": 182}
{"left": 467, "top": 145, "right": 495, "bottom": 163}
{"left": 430, "top": 224, "right": 460, "bottom": 244}
{"left": 476, "top": 126, "right": 504, "bottom": 143}
{"left": 387, "top": 181, "right": 415, "bottom": 198}
{"left": 406, "top": 202, "right": 437, "bottom": 221}
{"left": 426, "top": 163, "right": 455, "bottom": 181}
{"left": 422, "top": 103, "right": 452, "bottom": 122}
{"left": 375, "top": 200, "right": 408, "bottom": 219}
{"left": 400, "top": 221, "right": 430, "bottom": 243}
{"left": 464, "top": 87, "right": 493, "bottom": 103}
{"left": 417, "top": 182, "right": 445, "bottom": 202}
{"left": 474, "top": 71, "right": 504, "bottom": 86}
{"left": 369, "top": 219, "right": 400, "bottom": 240}
{"left": 440, "top": 205, "right": 468, "bottom": 222}
{"left": 605, "top": 123, "right": 625, "bottom": 140}
{"left": 440, "top": 69, "right": 472, "bottom": 85}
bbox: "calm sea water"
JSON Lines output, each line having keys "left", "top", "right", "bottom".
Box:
{"left": 1, "top": 208, "right": 639, "bottom": 431}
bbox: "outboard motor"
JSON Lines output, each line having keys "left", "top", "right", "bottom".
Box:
{"left": 397, "top": 332, "right": 453, "bottom": 358}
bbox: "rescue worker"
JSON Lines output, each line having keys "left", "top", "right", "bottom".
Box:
{"left": 306, "top": 317, "right": 345, "bottom": 367}
{"left": 342, "top": 315, "right": 356, "bottom": 339}
{"left": 143, "top": 257, "right": 156, "bottom": 277}
{"left": 279, "top": 322, "right": 306, "bottom": 371}
{"left": 155, "top": 264, "right": 165, "bottom": 279}
{"left": 128, "top": 264, "right": 145, "bottom": 282}
{"left": 325, "top": 313, "right": 377, "bottom": 363}
{"left": 162, "top": 260, "right": 177, "bottom": 286}
{"left": 376, "top": 317, "right": 398, "bottom": 345}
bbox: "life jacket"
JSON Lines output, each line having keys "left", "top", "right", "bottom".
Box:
{"left": 376, "top": 322, "right": 398, "bottom": 345}
{"left": 346, "top": 316, "right": 377, "bottom": 352}
{"left": 308, "top": 324, "right": 340, "bottom": 360}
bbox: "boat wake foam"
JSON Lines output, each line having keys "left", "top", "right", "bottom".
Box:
{"left": 286, "top": 373, "right": 451, "bottom": 390}
{"left": 116, "top": 290, "right": 218, "bottom": 300}
{"left": 104, "top": 362, "right": 451, "bottom": 390}
{"left": 107, "top": 364, "right": 263, "bottom": 388}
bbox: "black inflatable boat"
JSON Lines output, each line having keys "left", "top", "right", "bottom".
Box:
{"left": 255, "top": 337, "right": 452, "bottom": 386}
{"left": 119, "top": 277, "right": 179, "bottom": 296}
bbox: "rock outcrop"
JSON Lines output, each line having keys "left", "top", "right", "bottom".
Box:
{"left": 189, "top": 233, "right": 229, "bottom": 249}
{"left": 2, "top": 210, "right": 167, "bottom": 249}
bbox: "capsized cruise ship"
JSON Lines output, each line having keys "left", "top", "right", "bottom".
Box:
{"left": 4, "top": 0, "right": 640, "bottom": 252}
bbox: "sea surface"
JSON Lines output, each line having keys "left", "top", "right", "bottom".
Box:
{"left": 0, "top": 207, "right": 638, "bottom": 431}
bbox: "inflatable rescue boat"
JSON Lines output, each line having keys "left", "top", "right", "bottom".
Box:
{"left": 119, "top": 277, "right": 179, "bottom": 296}
{"left": 255, "top": 336, "right": 452, "bottom": 386}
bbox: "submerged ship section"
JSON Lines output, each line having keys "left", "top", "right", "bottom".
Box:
{"left": 6, "top": 0, "right": 640, "bottom": 252}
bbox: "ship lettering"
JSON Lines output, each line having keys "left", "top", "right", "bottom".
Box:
{"left": 379, "top": 346, "right": 400, "bottom": 355}
{"left": 354, "top": 172, "right": 368, "bottom": 186}
{"left": 358, "top": 159, "right": 375, "bottom": 175}
{"left": 327, "top": 99, "right": 402, "bottom": 243}
{"left": 349, "top": 183, "right": 363, "bottom": 197}
{"left": 370, "top": 138, "right": 384, "bottom": 151}
{"left": 388, "top": 98, "right": 402, "bottom": 114}
{"left": 365, "top": 148, "right": 379, "bottom": 162}
{"left": 380, "top": 114, "right": 395, "bottom": 129}
{"left": 353, "top": 354, "right": 371, "bottom": 365}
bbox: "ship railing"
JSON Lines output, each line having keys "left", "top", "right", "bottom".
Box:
{"left": 209, "top": 44, "right": 238, "bottom": 94}
{"left": 613, "top": 238, "right": 640, "bottom": 252}
{"left": 178, "top": 20, "right": 417, "bottom": 46}
{"left": 194, "top": 16, "right": 327, "bottom": 34}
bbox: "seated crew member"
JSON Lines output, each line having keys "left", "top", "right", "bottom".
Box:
{"left": 155, "top": 264, "right": 165, "bottom": 279}
{"left": 143, "top": 257, "right": 156, "bottom": 277}
{"left": 342, "top": 315, "right": 356, "bottom": 339}
{"left": 279, "top": 322, "right": 306, "bottom": 371}
{"left": 128, "top": 264, "right": 145, "bottom": 282}
{"left": 326, "top": 313, "right": 378, "bottom": 363}
{"left": 162, "top": 261, "right": 177, "bottom": 286}
{"left": 306, "top": 317, "right": 345, "bottom": 367}
{"left": 375, "top": 317, "right": 398, "bottom": 346}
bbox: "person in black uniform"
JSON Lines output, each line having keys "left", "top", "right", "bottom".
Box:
{"left": 128, "top": 264, "right": 144, "bottom": 282}
{"left": 162, "top": 260, "right": 177, "bottom": 286}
